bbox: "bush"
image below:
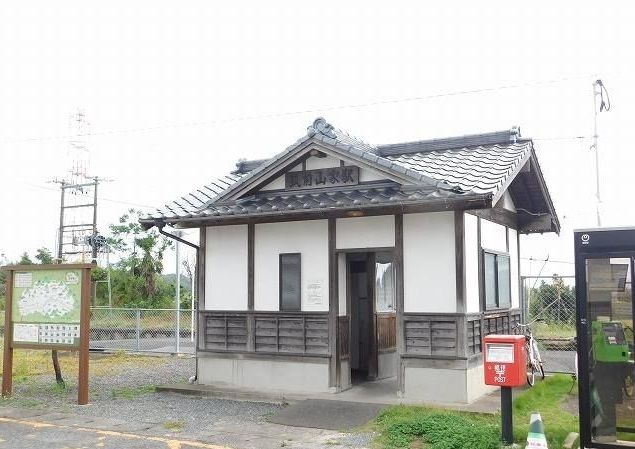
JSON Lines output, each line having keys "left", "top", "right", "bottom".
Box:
{"left": 377, "top": 408, "right": 499, "bottom": 449}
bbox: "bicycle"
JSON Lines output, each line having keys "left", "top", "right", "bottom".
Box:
{"left": 516, "top": 323, "right": 545, "bottom": 386}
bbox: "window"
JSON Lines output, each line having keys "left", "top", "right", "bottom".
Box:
{"left": 279, "top": 253, "right": 301, "bottom": 311}
{"left": 375, "top": 252, "right": 396, "bottom": 312}
{"left": 483, "top": 251, "right": 511, "bottom": 310}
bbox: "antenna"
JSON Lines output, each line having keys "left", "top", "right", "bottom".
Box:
{"left": 50, "top": 110, "right": 112, "bottom": 268}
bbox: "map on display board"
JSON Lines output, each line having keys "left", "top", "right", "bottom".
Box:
{"left": 11, "top": 269, "right": 82, "bottom": 346}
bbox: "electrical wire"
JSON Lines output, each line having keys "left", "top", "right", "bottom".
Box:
{"left": 0, "top": 74, "right": 594, "bottom": 145}
{"left": 22, "top": 181, "right": 156, "bottom": 209}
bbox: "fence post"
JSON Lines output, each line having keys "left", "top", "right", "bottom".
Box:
{"left": 135, "top": 309, "right": 141, "bottom": 352}
{"left": 175, "top": 309, "right": 181, "bottom": 354}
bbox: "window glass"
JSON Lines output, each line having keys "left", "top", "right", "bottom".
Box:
{"left": 280, "top": 253, "right": 301, "bottom": 311}
{"left": 375, "top": 252, "right": 395, "bottom": 312}
{"left": 585, "top": 257, "right": 634, "bottom": 443}
{"left": 497, "top": 255, "right": 511, "bottom": 308}
{"left": 484, "top": 252, "right": 497, "bottom": 309}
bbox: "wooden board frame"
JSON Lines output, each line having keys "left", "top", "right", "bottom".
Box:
{"left": 2, "top": 263, "right": 92, "bottom": 405}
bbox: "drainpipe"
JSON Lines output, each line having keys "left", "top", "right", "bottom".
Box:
{"left": 157, "top": 221, "right": 200, "bottom": 383}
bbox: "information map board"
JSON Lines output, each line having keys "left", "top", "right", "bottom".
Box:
{"left": 2, "top": 264, "right": 92, "bottom": 404}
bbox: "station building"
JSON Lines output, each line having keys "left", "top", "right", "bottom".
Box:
{"left": 140, "top": 118, "right": 559, "bottom": 403}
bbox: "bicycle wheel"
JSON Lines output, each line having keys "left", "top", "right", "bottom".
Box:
{"left": 527, "top": 364, "right": 536, "bottom": 386}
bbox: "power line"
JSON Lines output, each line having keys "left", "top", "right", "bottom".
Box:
{"left": 22, "top": 181, "right": 156, "bottom": 209}
{"left": 521, "top": 256, "right": 574, "bottom": 265}
{"left": 0, "top": 74, "right": 594, "bottom": 145}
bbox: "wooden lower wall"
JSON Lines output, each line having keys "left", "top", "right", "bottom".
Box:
{"left": 201, "top": 308, "right": 521, "bottom": 361}
{"left": 201, "top": 311, "right": 328, "bottom": 356}
{"left": 404, "top": 309, "right": 522, "bottom": 358}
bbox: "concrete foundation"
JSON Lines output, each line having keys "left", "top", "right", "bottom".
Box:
{"left": 403, "top": 361, "right": 495, "bottom": 404}
{"left": 197, "top": 356, "right": 330, "bottom": 393}
{"left": 378, "top": 351, "right": 398, "bottom": 379}
{"left": 197, "top": 354, "right": 493, "bottom": 404}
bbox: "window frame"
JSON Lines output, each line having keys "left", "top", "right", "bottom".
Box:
{"left": 279, "top": 252, "right": 302, "bottom": 311}
{"left": 482, "top": 249, "right": 512, "bottom": 311}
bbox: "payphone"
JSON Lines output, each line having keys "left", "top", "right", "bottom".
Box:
{"left": 574, "top": 228, "right": 635, "bottom": 447}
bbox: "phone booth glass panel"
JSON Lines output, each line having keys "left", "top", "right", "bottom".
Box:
{"left": 575, "top": 229, "right": 635, "bottom": 447}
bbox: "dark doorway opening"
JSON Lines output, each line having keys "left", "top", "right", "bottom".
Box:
{"left": 348, "top": 253, "right": 375, "bottom": 384}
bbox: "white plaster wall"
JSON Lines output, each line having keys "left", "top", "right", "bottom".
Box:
{"left": 509, "top": 228, "right": 520, "bottom": 308}
{"left": 260, "top": 175, "right": 285, "bottom": 191}
{"left": 480, "top": 218, "right": 507, "bottom": 252}
{"left": 464, "top": 213, "right": 480, "bottom": 313}
{"left": 254, "top": 220, "right": 329, "bottom": 311}
{"left": 499, "top": 191, "right": 517, "bottom": 212}
{"left": 198, "top": 357, "right": 330, "bottom": 393}
{"left": 338, "top": 252, "right": 347, "bottom": 316}
{"left": 359, "top": 167, "right": 388, "bottom": 182}
{"left": 403, "top": 212, "right": 456, "bottom": 313}
{"left": 205, "top": 225, "right": 248, "bottom": 310}
{"left": 336, "top": 215, "right": 395, "bottom": 249}
{"left": 305, "top": 154, "right": 341, "bottom": 170}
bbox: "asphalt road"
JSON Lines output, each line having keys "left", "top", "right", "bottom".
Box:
{"left": 0, "top": 415, "right": 230, "bottom": 449}
{"left": 90, "top": 337, "right": 195, "bottom": 354}
{"left": 89, "top": 338, "right": 577, "bottom": 374}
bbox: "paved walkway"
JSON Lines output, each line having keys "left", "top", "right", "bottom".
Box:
{"left": 0, "top": 405, "right": 371, "bottom": 449}
{"left": 160, "top": 377, "right": 506, "bottom": 414}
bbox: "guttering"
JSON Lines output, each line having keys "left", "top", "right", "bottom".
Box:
{"left": 157, "top": 221, "right": 200, "bottom": 250}
{"left": 156, "top": 220, "right": 200, "bottom": 383}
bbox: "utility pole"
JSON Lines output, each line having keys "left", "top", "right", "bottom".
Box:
{"left": 174, "top": 230, "right": 183, "bottom": 354}
{"left": 592, "top": 79, "right": 610, "bottom": 227}
{"left": 48, "top": 110, "right": 111, "bottom": 385}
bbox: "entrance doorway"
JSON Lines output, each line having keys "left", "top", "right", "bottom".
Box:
{"left": 347, "top": 252, "right": 397, "bottom": 385}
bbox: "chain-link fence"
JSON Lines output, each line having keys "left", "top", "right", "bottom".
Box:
{"left": 522, "top": 275, "right": 576, "bottom": 374}
{"left": 0, "top": 308, "right": 193, "bottom": 353}
{"left": 90, "top": 308, "right": 195, "bottom": 354}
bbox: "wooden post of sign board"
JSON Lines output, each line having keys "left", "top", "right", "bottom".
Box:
{"left": 78, "top": 267, "right": 90, "bottom": 405}
{"left": 2, "top": 270, "right": 14, "bottom": 397}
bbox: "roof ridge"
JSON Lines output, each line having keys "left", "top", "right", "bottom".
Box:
{"left": 377, "top": 127, "right": 524, "bottom": 156}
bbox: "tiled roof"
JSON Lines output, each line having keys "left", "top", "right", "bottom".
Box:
{"left": 193, "top": 185, "right": 458, "bottom": 219}
{"left": 383, "top": 141, "right": 532, "bottom": 195}
{"left": 141, "top": 118, "right": 555, "bottom": 231}
{"left": 146, "top": 173, "right": 243, "bottom": 220}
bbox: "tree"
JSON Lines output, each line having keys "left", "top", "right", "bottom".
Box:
{"left": 528, "top": 274, "right": 576, "bottom": 325}
{"left": 107, "top": 209, "right": 173, "bottom": 307}
{"left": 18, "top": 252, "right": 33, "bottom": 265}
{"left": 34, "top": 247, "right": 54, "bottom": 265}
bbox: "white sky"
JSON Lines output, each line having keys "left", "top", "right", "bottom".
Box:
{"left": 1, "top": 1, "right": 634, "bottom": 277}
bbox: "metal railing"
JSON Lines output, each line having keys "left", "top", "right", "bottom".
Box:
{"left": 0, "top": 308, "right": 194, "bottom": 354}
{"left": 521, "top": 275, "right": 576, "bottom": 373}
{"left": 89, "top": 308, "right": 194, "bottom": 354}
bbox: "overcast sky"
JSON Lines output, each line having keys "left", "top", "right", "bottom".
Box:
{"left": 1, "top": 2, "right": 634, "bottom": 277}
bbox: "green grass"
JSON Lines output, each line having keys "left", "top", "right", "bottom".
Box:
{"left": 111, "top": 385, "right": 156, "bottom": 399}
{"left": 162, "top": 420, "right": 184, "bottom": 431}
{"left": 512, "top": 374, "right": 578, "bottom": 444}
{"left": 373, "top": 375, "right": 579, "bottom": 449}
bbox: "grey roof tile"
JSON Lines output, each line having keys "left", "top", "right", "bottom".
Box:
{"left": 385, "top": 141, "right": 531, "bottom": 195}
{"left": 141, "top": 119, "right": 540, "bottom": 225}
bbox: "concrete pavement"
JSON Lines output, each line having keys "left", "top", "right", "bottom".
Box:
{"left": 0, "top": 405, "right": 370, "bottom": 449}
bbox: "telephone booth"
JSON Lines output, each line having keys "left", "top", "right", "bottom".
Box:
{"left": 575, "top": 228, "right": 635, "bottom": 447}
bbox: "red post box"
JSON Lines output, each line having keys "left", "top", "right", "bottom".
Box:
{"left": 484, "top": 334, "right": 527, "bottom": 387}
